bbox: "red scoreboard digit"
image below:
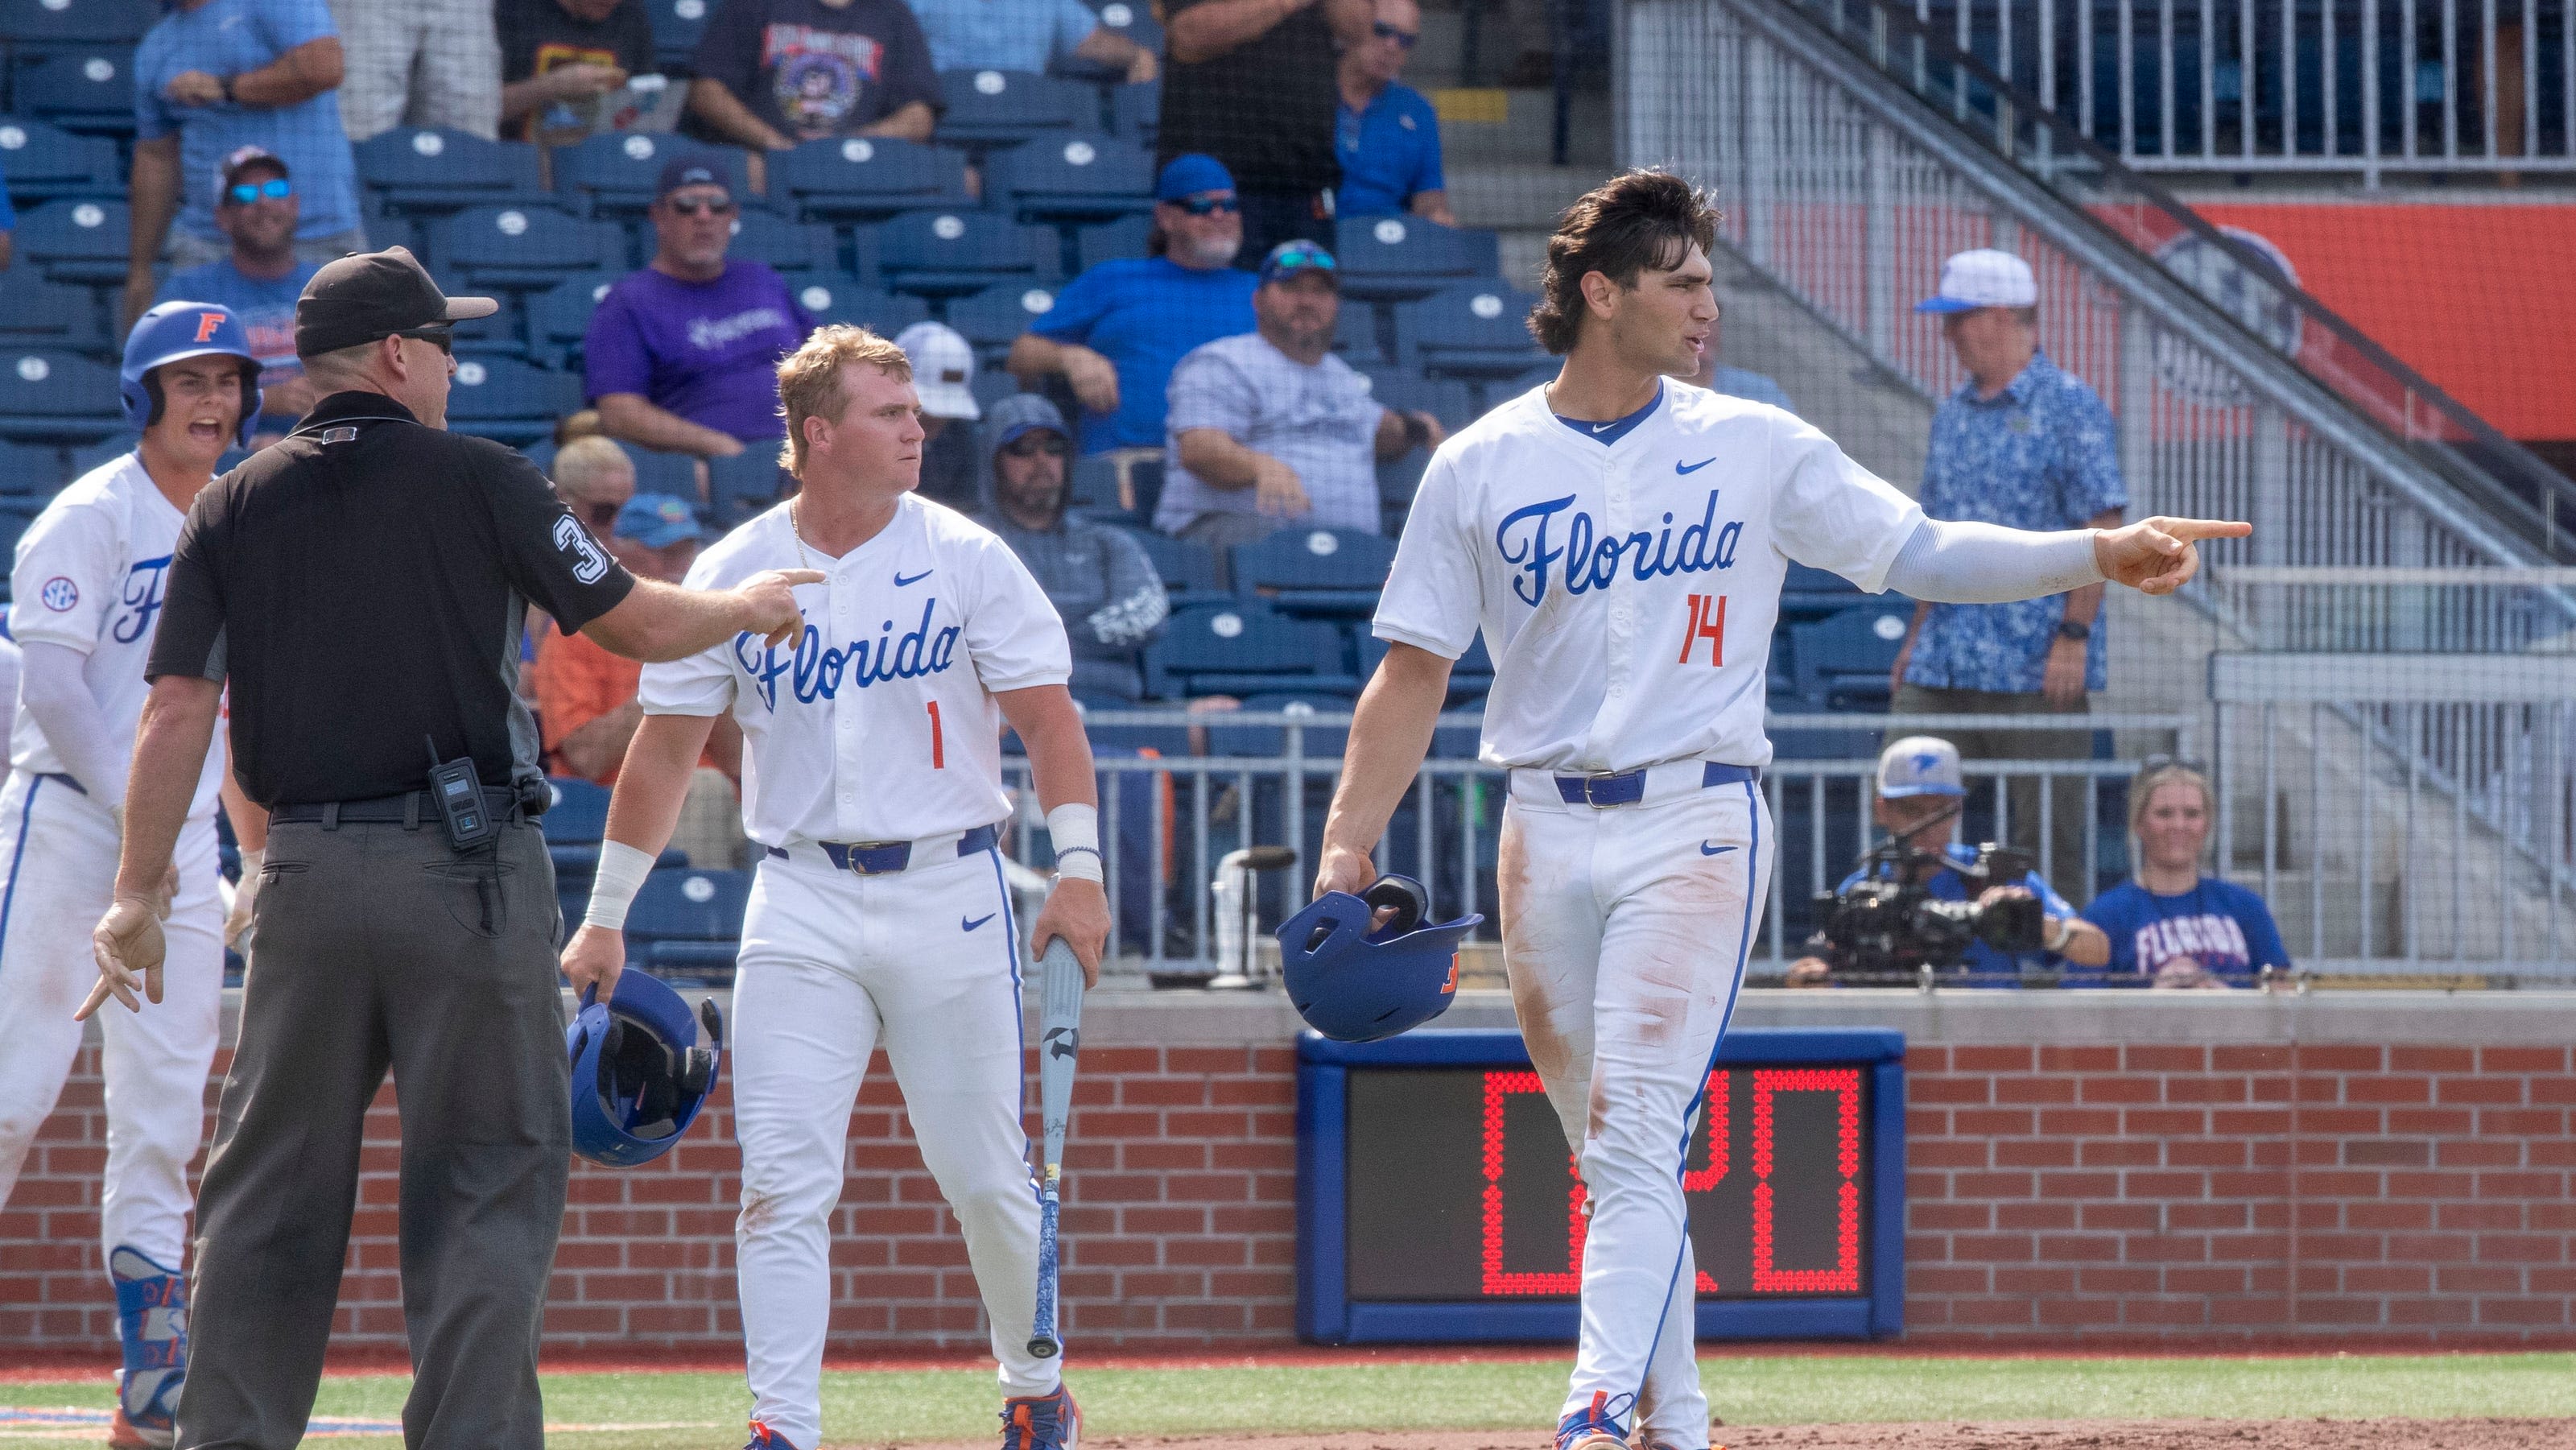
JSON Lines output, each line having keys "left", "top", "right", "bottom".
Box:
{"left": 1296, "top": 1028, "right": 1904, "bottom": 1344}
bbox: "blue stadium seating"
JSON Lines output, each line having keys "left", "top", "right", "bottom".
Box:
{"left": 0, "top": 349, "right": 123, "bottom": 443}
{"left": 0, "top": 117, "right": 120, "bottom": 202}
{"left": 1117, "top": 526, "right": 1225, "bottom": 609}
{"left": 64, "top": 432, "right": 132, "bottom": 476}
{"left": 1396, "top": 282, "right": 1546, "bottom": 377}
{"left": 444, "top": 356, "right": 584, "bottom": 445}
{"left": 1231, "top": 527, "right": 1396, "bottom": 618}
{"left": 1056, "top": 1, "right": 1165, "bottom": 82}
{"left": 985, "top": 133, "right": 1156, "bottom": 225}
{"left": 524, "top": 271, "right": 621, "bottom": 369}
{"left": 624, "top": 867, "right": 750, "bottom": 978}
{"left": 1789, "top": 602, "right": 1913, "bottom": 710}
{"left": 766, "top": 136, "right": 969, "bottom": 223}
{"left": 0, "top": 276, "right": 106, "bottom": 354}
{"left": 0, "top": 0, "right": 154, "bottom": 50}
{"left": 1107, "top": 81, "right": 1159, "bottom": 147}
{"left": 1208, "top": 691, "right": 1352, "bottom": 758}
{"left": 0, "top": 497, "right": 44, "bottom": 563}
{"left": 712, "top": 207, "right": 840, "bottom": 273}
{"left": 1075, "top": 213, "right": 1151, "bottom": 274}
{"left": 0, "top": 440, "right": 65, "bottom": 495}
{"left": 354, "top": 126, "right": 546, "bottom": 217}
{"left": 1359, "top": 369, "right": 1476, "bottom": 431}
{"left": 945, "top": 283, "right": 1059, "bottom": 363}
{"left": 8, "top": 49, "right": 134, "bottom": 133}
{"left": 972, "top": 372, "right": 1019, "bottom": 411}
{"left": 551, "top": 134, "right": 745, "bottom": 219}
{"left": 526, "top": 438, "right": 697, "bottom": 502}
{"left": 13, "top": 197, "right": 128, "bottom": 283}
{"left": 1781, "top": 560, "right": 1865, "bottom": 620}
{"left": 935, "top": 69, "right": 1096, "bottom": 150}
{"left": 639, "top": 0, "right": 709, "bottom": 71}
{"left": 866, "top": 209, "right": 1059, "bottom": 299}
{"left": 786, "top": 275, "right": 930, "bottom": 336}
{"left": 1333, "top": 216, "right": 1501, "bottom": 304}
{"left": 1146, "top": 599, "right": 1356, "bottom": 698}
{"left": 542, "top": 775, "right": 613, "bottom": 878}
{"left": 431, "top": 204, "right": 627, "bottom": 288}
{"left": 707, "top": 448, "right": 791, "bottom": 525}
{"left": 445, "top": 288, "right": 526, "bottom": 358}
{"left": 1068, "top": 693, "right": 1193, "bottom": 757}
{"left": 1331, "top": 303, "right": 1388, "bottom": 368}
{"left": 1356, "top": 629, "right": 1494, "bottom": 700}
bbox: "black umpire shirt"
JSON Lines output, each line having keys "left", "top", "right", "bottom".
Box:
{"left": 148, "top": 390, "right": 638, "bottom": 807}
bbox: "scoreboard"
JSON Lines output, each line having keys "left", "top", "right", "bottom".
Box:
{"left": 1295, "top": 1028, "right": 1905, "bottom": 1343}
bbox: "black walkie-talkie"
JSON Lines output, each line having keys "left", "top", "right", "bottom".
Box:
{"left": 424, "top": 737, "right": 498, "bottom": 851}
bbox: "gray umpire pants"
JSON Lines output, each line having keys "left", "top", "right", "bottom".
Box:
{"left": 176, "top": 817, "right": 568, "bottom": 1450}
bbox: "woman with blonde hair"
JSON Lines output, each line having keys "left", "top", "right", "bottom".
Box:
{"left": 2079, "top": 759, "right": 2290, "bottom": 987}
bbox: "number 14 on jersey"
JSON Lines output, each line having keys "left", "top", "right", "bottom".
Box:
{"left": 1678, "top": 593, "right": 1726, "bottom": 667}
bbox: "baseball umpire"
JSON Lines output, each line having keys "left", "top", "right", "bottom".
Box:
{"left": 80, "top": 246, "right": 815, "bottom": 1450}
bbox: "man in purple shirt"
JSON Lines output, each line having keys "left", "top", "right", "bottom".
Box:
{"left": 583, "top": 155, "right": 815, "bottom": 458}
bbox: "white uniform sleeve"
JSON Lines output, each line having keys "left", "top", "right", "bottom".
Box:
{"left": 966, "top": 536, "right": 1074, "bottom": 694}
{"left": 635, "top": 553, "right": 745, "bottom": 717}
{"left": 1768, "top": 413, "right": 1926, "bottom": 594}
{"left": 8, "top": 500, "right": 119, "bottom": 652}
{"left": 1371, "top": 444, "right": 1480, "bottom": 659}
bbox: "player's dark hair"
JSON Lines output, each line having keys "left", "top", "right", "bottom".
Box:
{"left": 1529, "top": 170, "right": 1719, "bottom": 355}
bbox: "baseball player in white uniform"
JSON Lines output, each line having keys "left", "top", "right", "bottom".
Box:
{"left": 1315, "top": 172, "right": 2246, "bottom": 1450}
{"left": 560, "top": 325, "right": 1111, "bottom": 1450}
{"left": 0, "top": 303, "right": 260, "bottom": 1450}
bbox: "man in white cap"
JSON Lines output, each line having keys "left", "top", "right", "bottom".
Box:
{"left": 1789, "top": 735, "right": 2108, "bottom": 985}
{"left": 898, "top": 320, "right": 983, "bottom": 511}
{"left": 1887, "top": 248, "right": 2127, "bottom": 886}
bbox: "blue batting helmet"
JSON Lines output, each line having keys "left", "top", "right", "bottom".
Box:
{"left": 568, "top": 971, "right": 724, "bottom": 1168}
{"left": 119, "top": 301, "right": 264, "bottom": 448}
{"left": 1277, "top": 874, "right": 1480, "bottom": 1043}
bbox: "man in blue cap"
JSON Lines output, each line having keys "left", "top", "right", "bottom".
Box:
{"left": 1007, "top": 153, "right": 1259, "bottom": 458}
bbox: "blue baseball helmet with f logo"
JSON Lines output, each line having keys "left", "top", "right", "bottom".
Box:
{"left": 119, "top": 301, "right": 264, "bottom": 448}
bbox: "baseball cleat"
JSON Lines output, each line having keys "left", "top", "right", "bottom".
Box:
{"left": 108, "top": 1246, "right": 187, "bottom": 1450}
{"left": 1554, "top": 1390, "right": 1629, "bottom": 1450}
{"left": 741, "top": 1420, "right": 801, "bottom": 1450}
{"left": 999, "top": 1385, "right": 1080, "bottom": 1450}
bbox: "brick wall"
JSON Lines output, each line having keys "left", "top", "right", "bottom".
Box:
{"left": 4, "top": 994, "right": 2570, "bottom": 1352}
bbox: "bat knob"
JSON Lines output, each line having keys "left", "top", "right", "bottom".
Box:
{"left": 1027, "top": 1336, "right": 1061, "bottom": 1358}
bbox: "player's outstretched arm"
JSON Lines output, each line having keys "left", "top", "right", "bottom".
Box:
{"left": 80, "top": 675, "right": 221, "bottom": 1021}
{"left": 1878, "top": 516, "right": 2252, "bottom": 605}
{"left": 997, "top": 684, "right": 1111, "bottom": 987}
{"left": 1315, "top": 642, "right": 1452, "bottom": 900}
{"left": 2093, "top": 516, "right": 2254, "bottom": 596}
{"left": 581, "top": 570, "right": 824, "bottom": 663}
{"left": 560, "top": 711, "right": 720, "bottom": 1002}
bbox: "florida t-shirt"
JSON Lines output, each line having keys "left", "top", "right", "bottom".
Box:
{"left": 1029, "top": 257, "right": 1257, "bottom": 453}
{"left": 691, "top": 0, "right": 941, "bottom": 143}
{"left": 158, "top": 258, "right": 322, "bottom": 431}
{"left": 583, "top": 261, "right": 816, "bottom": 442}
{"left": 2079, "top": 877, "right": 2290, "bottom": 986}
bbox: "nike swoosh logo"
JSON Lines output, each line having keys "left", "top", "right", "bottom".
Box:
{"left": 963, "top": 913, "right": 995, "bottom": 932}
{"left": 1700, "top": 842, "right": 1737, "bottom": 857}
{"left": 1590, "top": 421, "right": 1616, "bottom": 433}
{"left": 1677, "top": 457, "right": 1715, "bottom": 474}
{"left": 896, "top": 570, "right": 935, "bottom": 586}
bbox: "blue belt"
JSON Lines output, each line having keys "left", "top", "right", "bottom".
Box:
{"left": 1553, "top": 761, "right": 1759, "bottom": 807}
{"left": 768, "top": 823, "right": 999, "bottom": 876}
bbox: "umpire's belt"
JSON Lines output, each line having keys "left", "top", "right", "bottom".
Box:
{"left": 271, "top": 787, "right": 529, "bottom": 828}
{"left": 766, "top": 823, "right": 999, "bottom": 876}
{"left": 1513, "top": 760, "right": 1759, "bottom": 809}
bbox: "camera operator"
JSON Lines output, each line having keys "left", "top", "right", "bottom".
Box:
{"left": 1790, "top": 737, "right": 2107, "bottom": 985}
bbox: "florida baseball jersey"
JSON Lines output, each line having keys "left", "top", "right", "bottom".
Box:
{"left": 1374, "top": 383, "right": 1923, "bottom": 773}
{"left": 639, "top": 494, "right": 1072, "bottom": 846}
{"left": 7, "top": 454, "right": 225, "bottom": 816}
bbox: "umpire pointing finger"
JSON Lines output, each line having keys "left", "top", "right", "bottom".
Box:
{"left": 83, "top": 246, "right": 815, "bottom": 1450}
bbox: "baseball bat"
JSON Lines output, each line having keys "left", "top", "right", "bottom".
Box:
{"left": 1028, "top": 938, "right": 1085, "bottom": 1358}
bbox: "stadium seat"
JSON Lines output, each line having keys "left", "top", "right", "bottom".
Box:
{"left": 985, "top": 133, "right": 1156, "bottom": 226}
{"left": 542, "top": 775, "right": 613, "bottom": 877}
{"left": 8, "top": 49, "right": 135, "bottom": 133}
{"left": 444, "top": 288, "right": 526, "bottom": 358}
{"left": 0, "top": 117, "right": 121, "bottom": 203}
{"left": 355, "top": 126, "right": 546, "bottom": 218}
{"left": 13, "top": 197, "right": 128, "bottom": 284}
{"left": 1781, "top": 560, "right": 1865, "bottom": 621}
{"left": 0, "top": 276, "right": 106, "bottom": 353}
{"left": 1107, "top": 81, "right": 1159, "bottom": 147}
{"left": 1144, "top": 599, "right": 1355, "bottom": 698}
{"left": 0, "top": 0, "right": 155, "bottom": 51}
{"left": 64, "top": 432, "right": 132, "bottom": 477}
{"left": 1358, "top": 369, "right": 1476, "bottom": 431}
{"left": 1057, "top": 2, "right": 1165, "bottom": 82}
{"left": 707, "top": 448, "right": 791, "bottom": 525}
{"left": 1067, "top": 693, "right": 1194, "bottom": 757}
{"left": 1788, "top": 603, "right": 1913, "bottom": 710}
{"left": 1075, "top": 213, "right": 1152, "bottom": 274}
{"left": 971, "top": 371, "right": 1019, "bottom": 411}
{"left": 1230, "top": 526, "right": 1396, "bottom": 618}
{"left": 550, "top": 133, "right": 745, "bottom": 219}
{"left": 786, "top": 275, "right": 929, "bottom": 336}
{"left": 1356, "top": 628, "right": 1493, "bottom": 700}
{"left": 0, "top": 498, "right": 45, "bottom": 561}
{"left": 709, "top": 207, "right": 840, "bottom": 274}
{"left": 623, "top": 866, "right": 750, "bottom": 978}
{"left": 865, "top": 209, "right": 1060, "bottom": 299}
{"left": 0, "top": 349, "right": 123, "bottom": 443}
{"left": 935, "top": 69, "right": 1095, "bottom": 151}
{"left": 1331, "top": 303, "right": 1389, "bottom": 368}
{"left": 431, "top": 204, "right": 628, "bottom": 288}
{"left": 1117, "top": 526, "right": 1225, "bottom": 609}
{"left": 640, "top": 0, "right": 709, "bottom": 71}
{"left": 0, "top": 440, "right": 66, "bottom": 495}
{"left": 443, "top": 356, "right": 584, "bottom": 445}
{"left": 1207, "top": 691, "right": 1351, "bottom": 759}
{"left": 1333, "top": 216, "right": 1501, "bottom": 304}
{"left": 524, "top": 271, "right": 621, "bottom": 369}
{"left": 1396, "top": 282, "right": 1546, "bottom": 378}
{"left": 945, "top": 283, "right": 1059, "bottom": 364}
{"left": 766, "top": 136, "right": 970, "bottom": 223}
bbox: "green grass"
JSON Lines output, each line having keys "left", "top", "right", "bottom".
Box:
{"left": 4, "top": 1353, "right": 2570, "bottom": 1448}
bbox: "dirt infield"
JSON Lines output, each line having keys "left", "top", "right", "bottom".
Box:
{"left": 969, "top": 1423, "right": 2576, "bottom": 1450}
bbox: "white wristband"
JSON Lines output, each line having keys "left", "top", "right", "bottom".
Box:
{"left": 1047, "top": 803, "right": 1103, "bottom": 882}
{"left": 582, "top": 840, "right": 658, "bottom": 932}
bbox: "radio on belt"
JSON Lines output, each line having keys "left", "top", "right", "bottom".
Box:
{"left": 423, "top": 736, "right": 498, "bottom": 851}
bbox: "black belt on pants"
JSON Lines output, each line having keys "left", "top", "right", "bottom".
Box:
{"left": 1553, "top": 760, "right": 1760, "bottom": 807}
{"left": 766, "top": 823, "right": 999, "bottom": 876}
{"left": 270, "top": 787, "right": 529, "bottom": 828}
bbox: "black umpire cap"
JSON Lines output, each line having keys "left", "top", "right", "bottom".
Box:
{"left": 295, "top": 246, "right": 498, "bottom": 359}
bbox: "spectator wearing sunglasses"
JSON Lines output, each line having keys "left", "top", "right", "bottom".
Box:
{"left": 1332, "top": 0, "right": 1451, "bottom": 225}
{"left": 1161, "top": 239, "right": 1445, "bottom": 558}
{"left": 2077, "top": 759, "right": 2289, "bottom": 989}
{"left": 584, "top": 158, "right": 818, "bottom": 461}
{"left": 159, "top": 147, "right": 324, "bottom": 445}
{"left": 976, "top": 395, "right": 1170, "bottom": 701}
{"left": 1009, "top": 154, "right": 1260, "bottom": 458}
{"left": 549, "top": 435, "right": 640, "bottom": 546}
{"left": 1162, "top": 0, "right": 1372, "bottom": 259}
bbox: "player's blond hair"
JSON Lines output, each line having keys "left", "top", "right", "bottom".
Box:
{"left": 775, "top": 324, "right": 914, "bottom": 478}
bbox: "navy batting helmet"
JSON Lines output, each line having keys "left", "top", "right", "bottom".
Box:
{"left": 1278, "top": 874, "right": 1480, "bottom": 1043}
{"left": 568, "top": 972, "right": 724, "bottom": 1168}
{"left": 119, "top": 301, "right": 263, "bottom": 448}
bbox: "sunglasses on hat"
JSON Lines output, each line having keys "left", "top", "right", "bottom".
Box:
{"left": 1176, "top": 194, "right": 1240, "bottom": 216}
{"left": 1372, "top": 20, "right": 1419, "bottom": 46}
{"left": 226, "top": 178, "right": 293, "bottom": 204}
{"left": 1269, "top": 246, "right": 1336, "bottom": 272}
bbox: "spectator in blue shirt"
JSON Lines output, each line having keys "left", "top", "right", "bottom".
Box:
{"left": 1889, "top": 248, "right": 2128, "bottom": 883}
{"left": 157, "top": 147, "right": 322, "bottom": 444}
{"left": 906, "top": 0, "right": 1157, "bottom": 81}
{"left": 1790, "top": 737, "right": 2110, "bottom": 986}
{"left": 1332, "top": 0, "right": 1450, "bottom": 225}
{"left": 2081, "top": 760, "right": 2290, "bottom": 989}
{"left": 124, "top": 0, "right": 365, "bottom": 330}
{"left": 1008, "top": 153, "right": 1260, "bottom": 456}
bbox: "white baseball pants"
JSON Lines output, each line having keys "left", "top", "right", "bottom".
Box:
{"left": 0, "top": 770, "right": 223, "bottom": 1267}
{"left": 730, "top": 843, "right": 1052, "bottom": 1450}
{"left": 1498, "top": 770, "right": 1772, "bottom": 1448}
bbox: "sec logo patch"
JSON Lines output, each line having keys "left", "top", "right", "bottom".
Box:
{"left": 38, "top": 577, "right": 77, "bottom": 612}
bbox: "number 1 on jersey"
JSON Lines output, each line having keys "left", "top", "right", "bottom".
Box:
{"left": 927, "top": 700, "right": 945, "bottom": 768}
{"left": 1678, "top": 593, "right": 1726, "bottom": 667}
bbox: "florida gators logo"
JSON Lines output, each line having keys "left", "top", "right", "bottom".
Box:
{"left": 39, "top": 577, "right": 77, "bottom": 612}
{"left": 193, "top": 311, "right": 225, "bottom": 343}
{"left": 1441, "top": 957, "right": 1459, "bottom": 995}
